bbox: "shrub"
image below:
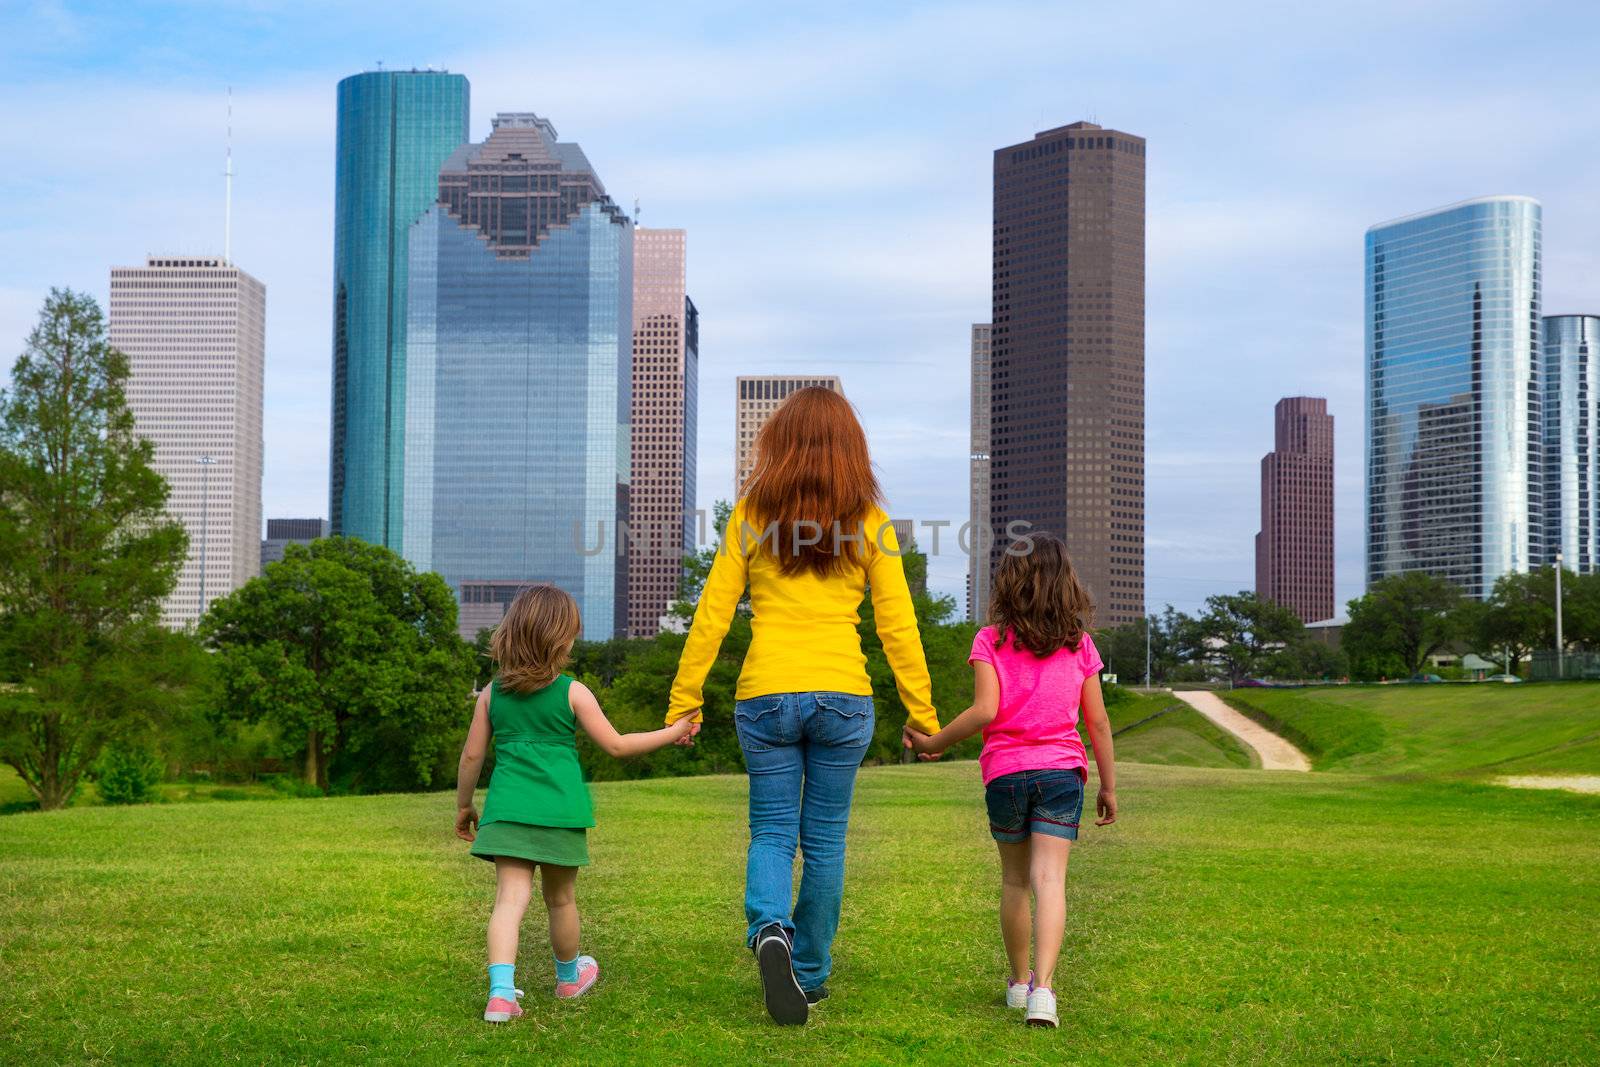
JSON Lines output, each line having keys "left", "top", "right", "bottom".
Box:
{"left": 94, "top": 743, "right": 164, "bottom": 805}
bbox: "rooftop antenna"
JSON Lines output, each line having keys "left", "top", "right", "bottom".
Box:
{"left": 633, "top": 197, "right": 640, "bottom": 225}
{"left": 224, "top": 86, "right": 234, "bottom": 263}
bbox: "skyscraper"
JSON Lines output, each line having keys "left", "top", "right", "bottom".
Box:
{"left": 1366, "top": 196, "right": 1542, "bottom": 598}
{"left": 968, "top": 323, "right": 992, "bottom": 621}
{"left": 1542, "top": 314, "right": 1599, "bottom": 573}
{"left": 1255, "top": 397, "right": 1334, "bottom": 622}
{"left": 109, "top": 256, "right": 266, "bottom": 628}
{"left": 402, "top": 113, "right": 633, "bottom": 639}
{"left": 734, "top": 375, "right": 843, "bottom": 495}
{"left": 990, "top": 121, "right": 1146, "bottom": 626}
{"left": 329, "top": 69, "right": 469, "bottom": 547}
{"left": 261, "top": 518, "right": 330, "bottom": 568}
{"left": 628, "top": 228, "right": 699, "bottom": 637}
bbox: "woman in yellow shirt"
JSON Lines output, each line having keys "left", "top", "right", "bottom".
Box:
{"left": 666, "top": 386, "right": 939, "bottom": 1025}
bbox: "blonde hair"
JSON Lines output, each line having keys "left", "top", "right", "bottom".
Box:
{"left": 489, "top": 584, "right": 581, "bottom": 693}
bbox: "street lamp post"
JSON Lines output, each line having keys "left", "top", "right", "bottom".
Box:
{"left": 1145, "top": 612, "right": 1152, "bottom": 689}
{"left": 196, "top": 455, "right": 217, "bottom": 616}
{"left": 1555, "top": 552, "right": 1565, "bottom": 681}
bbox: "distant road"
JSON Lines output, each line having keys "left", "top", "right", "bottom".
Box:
{"left": 1171, "top": 690, "right": 1311, "bottom": 772}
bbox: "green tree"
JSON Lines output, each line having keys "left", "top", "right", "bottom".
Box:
{"left": 1194, "top": 592, "right": 1305, "bottom": 684}
{"left": 1462, "top": 567, "right": 1569, "bottom": 673}
{"left": 0, "top": 289, "right": 191, "bottom": 809}
{"left": 1094, "top": 606, "right": 1194, "bottom": 685}
{"left": 1567, "top": 571, "right": 1600, "bottom": 650}
{"left": 1343, "top": 572, "right": 1463, "bottom": 679}
{"left": 200, "top": 537, "right": 476, "bottom": 792}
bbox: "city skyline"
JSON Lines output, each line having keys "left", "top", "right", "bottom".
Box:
{"left": 7, "top": 3, "right": 1600, "bottom": 614}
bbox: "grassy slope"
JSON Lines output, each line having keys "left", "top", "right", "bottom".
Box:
{"left": 1222, "top": 683, "right": 1600, "bottom": 777}
{"left": 3, "top": 762, "right": 1597, "bottom": 1065}
{"left": 1105, "top": 690, "right": 1255, "bottom": 769}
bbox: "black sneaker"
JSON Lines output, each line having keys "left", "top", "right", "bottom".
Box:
{"left": 754, "top": 923, "right": 808, "bottom": 1025}
{"left": 804, "top": 985, "right": 829, "bottom": 1005}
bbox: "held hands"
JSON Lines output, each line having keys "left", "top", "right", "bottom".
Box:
{"left": 669, "top": 716, "right": 700, "bottom": 746}
{"left": 1095, "top": 787, "right": 1118, "bottom": 826}
{"left": 901, "top": 725, "right": 942, "bottom": 761}
{"left": 455, "top": 805, "right": 479, "bottom": 842}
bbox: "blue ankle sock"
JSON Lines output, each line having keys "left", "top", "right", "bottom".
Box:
{"left": 555, "top": 954, "right": 579, "bottom": 983}
{"left": 488, "top": 962, "right": 516, "bottom": 1001}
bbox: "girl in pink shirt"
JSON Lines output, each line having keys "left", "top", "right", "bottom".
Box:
{"left": 907, "top": 533, "right": 1117, "bottom": 1028}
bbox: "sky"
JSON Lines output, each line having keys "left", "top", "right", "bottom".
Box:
{"left": 3, "top": 0, "right": 1599, "bottom": 617}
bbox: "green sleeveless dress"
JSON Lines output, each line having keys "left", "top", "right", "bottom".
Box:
{"left": 470, "top": 674, "right": 593, "bottom": 867}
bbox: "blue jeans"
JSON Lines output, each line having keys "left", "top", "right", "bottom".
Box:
{"left": 734, "top": 691, "right": 874, "bottom": 991}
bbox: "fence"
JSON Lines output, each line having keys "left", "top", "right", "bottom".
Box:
{"left": 1528, "top": 650, "right": 1600, "bottom": 681}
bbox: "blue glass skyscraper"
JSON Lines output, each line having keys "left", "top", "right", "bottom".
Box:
{"left": 1542, "top": 314, "right": 1599, "bottom": 573}
{"left": 329, "top": 69, "right": 470, "bottom": 545}
{"left": 403, "top": 114, "right": 633, "bottom": 638}
{"left": 1366, "top": 196, "right": 1542, "bottom": 599}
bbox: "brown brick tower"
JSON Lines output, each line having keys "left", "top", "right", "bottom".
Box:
{"left": 989, "top": 121, "right": 1146, "bottom": 625}
{"left": 1255, "top": 397, "right": 1335, "bottom": 622}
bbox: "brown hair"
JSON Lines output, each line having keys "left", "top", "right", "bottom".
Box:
{"left": 744, "top": 386, "right": 883, "bottom": 577}
{"left": 989, "top": 533, "right": 1094, "bottom": 656}
{"left": 490, "top": 584, "right": 581, "bottom": 693}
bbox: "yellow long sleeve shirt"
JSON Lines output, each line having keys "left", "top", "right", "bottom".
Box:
{"left": 666, "top": 500, "right": 939, "bottom": 735}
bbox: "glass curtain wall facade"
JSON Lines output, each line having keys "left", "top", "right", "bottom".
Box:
{"left": 404, "top": 114, "right": 633, "bottom": 638}
{"left": 1365, "top": 196, "right": 1542, "bottom": 599}
{"left": 329, "top": 69, "right": 469, "bottom": 546}
{"left": 1542, "top": 314, "right": 1599, "bottom": 573}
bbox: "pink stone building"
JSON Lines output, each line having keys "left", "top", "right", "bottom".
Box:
{"left": 627, "top": 228, "right": 699, "bottom": 637}
{"left": 1255, "top": 397, "right": 1335, "bottom": 622}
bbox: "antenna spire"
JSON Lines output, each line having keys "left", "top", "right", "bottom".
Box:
{"left": 633, "top": 197, "right": 640, "bottom": 225}
{"left": 224, "top": 87, "right": 234, "bottom": 263}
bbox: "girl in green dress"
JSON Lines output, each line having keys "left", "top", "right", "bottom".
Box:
{"left": 455, "top": 584, "right": 695, "bottom": 1021}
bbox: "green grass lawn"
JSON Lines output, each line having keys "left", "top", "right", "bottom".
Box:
{"left": 1221, "top": 682, "right": 1600, "bottom": 777}
{"left": 3, "top": 759, "right": 1597, "bottom": 1064}
{"left": 0, "top": 764, "right": 302, "bottom": 814}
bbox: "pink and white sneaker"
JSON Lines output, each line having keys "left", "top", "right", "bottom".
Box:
{"left": 1007, "top": 972, "right": 1033, "bottom": 1009}
{"left": 555, "top": 955, "right": 599, "bottom": 1000}
{"left": 483, "top": 988, "right": 524, "bottom": 1023}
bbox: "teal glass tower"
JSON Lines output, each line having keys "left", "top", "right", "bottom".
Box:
{"left": 329, "top": 69, "right": 470, "bottom": 545}
{"left": 403, "top": 114, "right": 633, "bottom": 638}
{"left": 1365, "top": 196, "right": 1542, "bottom": 599}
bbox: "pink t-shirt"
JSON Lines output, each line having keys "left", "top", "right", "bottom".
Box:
{"left": 969, "top": 625, "right": 1103, "bottom": 785}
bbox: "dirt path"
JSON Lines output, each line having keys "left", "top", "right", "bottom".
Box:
{"left": 1171, "top": 690, "right": 1312, "bottom": 772}
{"left": 1498, "top": 775, "right": 1600, "bottom": 794}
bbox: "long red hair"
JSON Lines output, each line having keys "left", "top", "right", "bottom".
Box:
{"left": 744, "top": 386, "right": 882, "bottom": 577}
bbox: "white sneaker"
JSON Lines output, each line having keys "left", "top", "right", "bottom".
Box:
{"left": 1026, "top": 986, "right": 1058, "bottom": 1028}
{"left": 1006, "top": 974, "right": 1031, "bottom": 1009}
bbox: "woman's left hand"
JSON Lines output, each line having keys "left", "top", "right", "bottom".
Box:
{"left": 674, "top": 719, "right": 702, "bottom": 746}
{"left": 902, "top": 725, "right": 940, "bottom": 761}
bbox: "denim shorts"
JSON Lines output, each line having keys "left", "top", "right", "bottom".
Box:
{"left": 984, "top": 769, "right": 1084, "bottom": 843}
